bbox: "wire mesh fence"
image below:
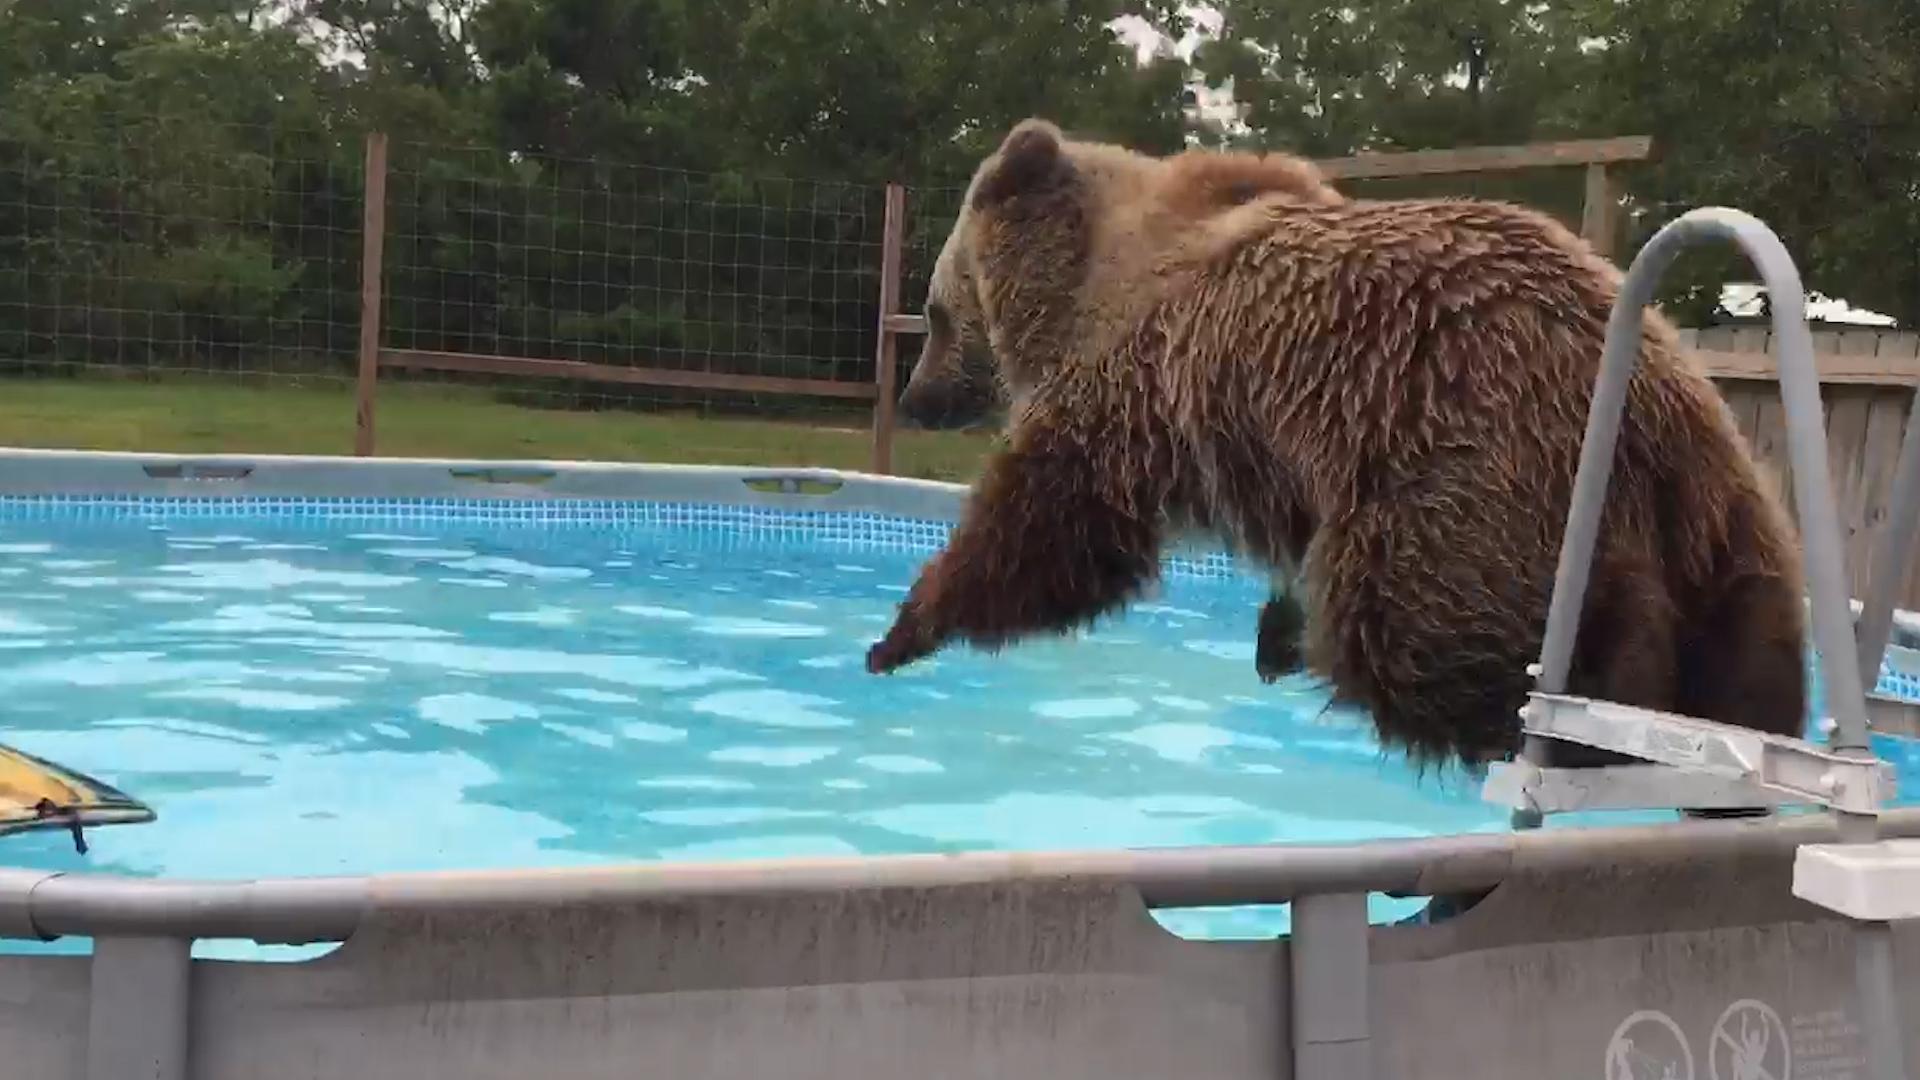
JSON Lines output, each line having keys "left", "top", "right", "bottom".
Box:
{"left": 0, "top": 117, "right": 1651, "bottom": 474}
{"left": 0, "top": 115, "right": 366, "bottom": 388}
{"left": 0, "top": 114, "right": 987, "bottom": 470}
{"left": 379, "top": 138, "right": 896, "bottom": 420}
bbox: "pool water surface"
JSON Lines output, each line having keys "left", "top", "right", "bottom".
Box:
{"left": 0, "top": 500, "right": 1521, "bottom": 943}
{"left": 1, "top": 497, "right": 1912, "bottom": 954}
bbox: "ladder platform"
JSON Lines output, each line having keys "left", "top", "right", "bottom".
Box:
{"left": 1484, "top": 692, "right": 1897, "bottom": 816}
{"left": 1794, "top": 840, "right": 1920, "bottom": 921}
{"left": 1484, "top": 759, "right": 1798, "bottom": 815}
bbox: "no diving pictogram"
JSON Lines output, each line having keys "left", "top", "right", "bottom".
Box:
{"left": 1709, "top": 999, "right": 1790, "bottom": 1080}
{"left": 1608, "top": 1009, "right": 1696, "bottom": 1080}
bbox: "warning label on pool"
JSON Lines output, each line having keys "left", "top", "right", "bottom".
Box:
{"left": 1709, "top": 1000, "right": 1787, "bottom": 1080}
{"left": 1788, "top": 1008, "right": 1867, "bottom": 1079}
{"left": 1606, "top": 1002, "right": 1871, "bottom": 1080}
{"left": 1607, "top": 1009, "right": 1694, "bottom": 1080}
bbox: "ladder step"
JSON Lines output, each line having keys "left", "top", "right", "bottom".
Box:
{"left": 1495, "top": 692, "right": 1897, "bottom": 816}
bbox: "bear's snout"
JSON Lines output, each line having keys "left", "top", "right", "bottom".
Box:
{"left": 896, "top": 320, "right": 999, "bottom": 431}
{"left": 897, "top": 380, "right": 991, "bottom": 430}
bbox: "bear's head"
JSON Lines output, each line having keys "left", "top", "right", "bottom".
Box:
{"left": 894, "top": 217, "right": 998, "bottom": 431}
{"left": 895, "top": 119, "right": 1085, "bottom": 430}
{"left": 896, "top": 119, "right": 1345, "bottom": 431}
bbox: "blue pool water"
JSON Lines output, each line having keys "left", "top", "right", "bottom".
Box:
{"left": 1, "top": 495, "right": 1917, "bottom": 959}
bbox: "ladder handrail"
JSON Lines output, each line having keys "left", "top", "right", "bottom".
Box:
{"left": 1532, "top": 208, "right": 1872, "bottom": 756}
{"left": 1523, "top": 206, "right": 1905, "bottom": 1080}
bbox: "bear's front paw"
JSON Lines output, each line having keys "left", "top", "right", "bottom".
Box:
{"left": 866, "top": 603, "right": 940, "bottom": 674}
{"left": 1254, "top": 649, "right": 1300, "bottom": 684}
{"left": 1254, "top": 596, "right": 1306, "bottom": 684}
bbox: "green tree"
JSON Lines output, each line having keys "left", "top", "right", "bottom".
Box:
{"left": 0, "top": 2, "right": 360, "bottom": 372}
{"left": 1579, "top": 0, "right": 1920, "bottom": 324}
{"left": 1193, "top": 0, "right": 1603, "bottom": 156}
{"left": 1189, "top": 0, "right": 1610, "bottom": 229}
{"left": 1196, "top": 0, "right": 1918, "bottom": 325}
{"left": 457, "top": 0, "right": 1191, "bottom": 178}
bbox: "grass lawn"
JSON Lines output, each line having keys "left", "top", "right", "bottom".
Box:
{"left": 0, "top": 376, "right": 997, "bottom": 483}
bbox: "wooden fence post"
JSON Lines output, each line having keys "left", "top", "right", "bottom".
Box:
{"left": 355, "top": 132, "right": 389, "bottom": 458}
{"left": 1580, "top": 162, "right": 1620, "bottom": 258}
{"left": 870, "top": 182, "right": 907, "bottom": 476}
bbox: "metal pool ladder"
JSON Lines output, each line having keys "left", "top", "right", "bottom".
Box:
{"left": 1476, "top": 208, "right": 1916, "bottom": 1080}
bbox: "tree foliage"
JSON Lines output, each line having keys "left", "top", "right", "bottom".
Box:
{"left": 1580, "top": 0, "right": 1920, "bottom": 323}
{"left": 1194, "top": 0, "right": 1920, "bottom": 324}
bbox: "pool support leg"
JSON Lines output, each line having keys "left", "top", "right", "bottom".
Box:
{"left": 1289, "top": 891, "right": 1371, "bottom": 1080}
{"left": 86, "top": 935, "right": 191, "bottom": 1080}
{"left": 1854, "top": 917, "right": 1909, "bottom": 1080}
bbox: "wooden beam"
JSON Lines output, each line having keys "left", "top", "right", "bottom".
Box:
{"left": 882, "top": 313, "right": 927, "bottom": 336}
{"left": 380, "top": 349, "right": 879, "bottom": 400}
{"left": 1314, "top": 136, "right": 1654, "bottom": 181}
{"left": 872, "top": 183, "right": 907, "bottom": 475}
{"left": 1696, "top": 347, "right": 1920, "bottom": 388}
{"left": 355, "top": 133, "right": 389, "bottom": 457}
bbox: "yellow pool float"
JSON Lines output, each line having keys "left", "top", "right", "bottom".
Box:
{"left": 0, "top": 744, "right": 152, "bottom": 853}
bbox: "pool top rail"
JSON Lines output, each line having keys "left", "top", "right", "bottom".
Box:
{"left": 0, "top": 807, "right": 1914, "bottom": 946}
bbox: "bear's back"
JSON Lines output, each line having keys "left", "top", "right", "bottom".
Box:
{"left": 1130, "top": 190, "right": 1807, "bottom": 760}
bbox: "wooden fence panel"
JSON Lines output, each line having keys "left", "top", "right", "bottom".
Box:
{"left": 1699, "top": 327, "right": 1920, "bottom": 608}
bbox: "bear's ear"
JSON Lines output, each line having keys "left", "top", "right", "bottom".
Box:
{"left": 971, "top": 119, "right": 1071, "bottom": 210}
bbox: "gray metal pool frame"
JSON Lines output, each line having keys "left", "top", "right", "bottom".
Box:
{"left": 1, "top": 207, "right": 1918, "bottom": 1079}
{"left": 1, "top": 812, "right": 1918, "bottom": 1080}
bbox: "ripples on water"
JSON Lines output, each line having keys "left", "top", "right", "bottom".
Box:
{"left": 0, "top": 512, "right": 1773, "bottom": 956}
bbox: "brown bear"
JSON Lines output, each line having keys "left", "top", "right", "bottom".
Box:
{"left": 896, "top": 137, "right": 1329, "bottom": 685}
{"left": 868, "top": 117, "right": 1809, "bottom": 773}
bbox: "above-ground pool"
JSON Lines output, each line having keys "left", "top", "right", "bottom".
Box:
{"left": 2, "top": 474, "right": 1919, "bottom": 959}
{"left": 0, "top": 491, "right": 1517, "bottom": 945}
